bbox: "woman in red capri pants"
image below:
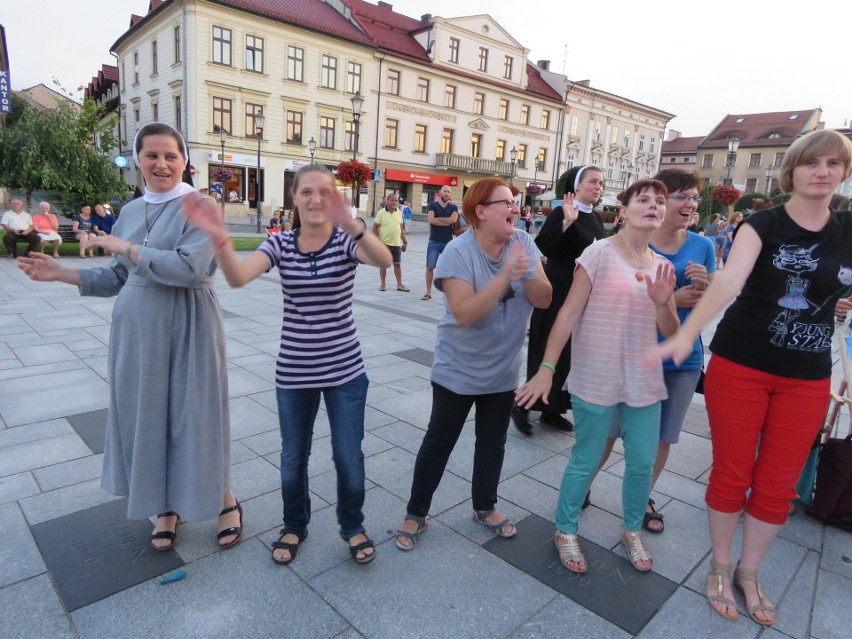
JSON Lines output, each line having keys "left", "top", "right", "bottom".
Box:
{"left": 656, "top": 129, "right": 852, "bottom": 626}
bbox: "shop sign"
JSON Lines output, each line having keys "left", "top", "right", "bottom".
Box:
{"left": 385, "top": 169, "right": 458, "bottom": 186}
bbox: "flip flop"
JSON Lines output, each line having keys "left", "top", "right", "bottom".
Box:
{"left": 420, "top": 294, "right": 431, "bottom": 300}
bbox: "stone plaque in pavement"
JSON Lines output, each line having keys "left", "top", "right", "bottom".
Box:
{"left": 393, "top": 347, "right": 434, "bottom": 367}
{"left": 66, "top": 409, "right": 107, "bottom": 454}
{"left": 30, "top": 498, "right": 184, "bottom": 612}
{"left": 483, "top": 513, "right": 677, "bottom": 635}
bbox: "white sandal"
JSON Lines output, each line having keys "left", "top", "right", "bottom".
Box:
{"left": 622, "top": 530, "right": 653, "bottom": 572}
{"left": 554, "top": 530, "right": 587, "bottom": 573}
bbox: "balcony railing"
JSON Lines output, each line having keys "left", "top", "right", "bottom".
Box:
{"left": 435, "top": 153, "right": 515, "bottom": 176}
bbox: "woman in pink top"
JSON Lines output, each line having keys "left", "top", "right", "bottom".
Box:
{"left": 33, "top": 202, "right": 62, "bottom": 257}
{"left": 516, "top": 179, "right": 678, "bottom": 574}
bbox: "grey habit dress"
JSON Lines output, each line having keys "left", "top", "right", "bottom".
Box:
{"left": 78, "top": 194, "right": 231, "bottom": 521}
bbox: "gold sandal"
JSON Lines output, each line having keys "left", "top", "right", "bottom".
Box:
{"left": 621, "top": 530, "right": 653, "bottom": 572}
{"left": 554, "top": 530, "right": 587, "bottom": 573}
{"left": 734, "top": 563, "right": 776, "bottom": 626}
{"left": 707, "top": 558, "right": 739, "bottom": 621}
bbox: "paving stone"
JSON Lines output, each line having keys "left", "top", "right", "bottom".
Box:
{"left": 30, "top": 498, "right": 184, "bottom": 612}
{"left": 32, "top": 454, "right": 103, "bottom": 491}
{"left": 65, "top": 409, "right": 107, "bottom": 454}
{"left": 0, "top": 574, "right": 75, "bottom": 638}
{"left": 241, "top": 428, "right": 284, "bottom": 456}
{"left": 372, "top": 387, "right": 436, "bottom": 430}
{"left": 309, "top": 515, "right": 554, "bottom": 639}
{"left": 365, "top": 383, "right": 402, "bottom": 404}
{"left": 0, "top": 366, "right": 108, "bottom": 427}
{"left": 19, "top": 478, "right": 117, "bottom": 526}
{"left": 229, "top": 440, "right": 258, "bottom": 465}
{"left": 308, "top": 468, "right": 376, "bottom": 506}
{"left": 371, "top": 421, "right": 425, "bottom": 447}
{"left": 820, "top": 525, "right": 852, "bottom": 579}
{"left": 362, "top": 404, "right": 398, "bottom": 430}
{"left": 652, "top": 468, "right": 709, "bottom": 512}
{"left": 774, "top": 550, "right": 819, "bottom": 639}
{"left": 11, "top": 343, "right": 78, "bottom": 366}
{"left": 435, "top": 497, "right": 530, "bottom": 546}
{"left": 227, "top": 395, "right": 279, "bottom": 439}
{"left": 497, "top": 473, "right": 560, "bottom": 522}
{"left": 392, "top": 347, "right": 434, "bottom": 367}
{"left": 226, "top": 366, "right": 275, "bottom": 398}
{"left": 230, "top": 456, "right": 281, "bottom": 501}
{"left": 71, "top": 539, "right": 348, "bottom": 638}
{"left": 636, "top": 586, "right": 760, "bottom": 639}
{"left": 811, "top": 568, "right": 852, "bottom": 639}
{"left": 0, "top": 471, "right": 40, "bottom": 503}
{"left": 0, "top": 502, "right": 47, "bottom": 588}
{"left": 508, "top": 422, "right": 574, "bottom": 453}
{"left": 385, "top": 374, "right": 432, "bottom": 392}
{"left": 513, "top": 594, "right": 630, "bottom": 639}
{"left": 0, "top": 432, "right": 92, "bottom": 477}
{"left": 777, "top": 509, "right": 825, "bottom": 552}
{"left": 247, "top": 389, "right": 278, "bottom": 411}
{"left": 0, "top": 418, "right": 72, "bottom": 448}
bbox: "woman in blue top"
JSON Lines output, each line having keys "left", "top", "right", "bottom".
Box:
{"left": 394, "top": 177, "right": 552, "bottom": 550}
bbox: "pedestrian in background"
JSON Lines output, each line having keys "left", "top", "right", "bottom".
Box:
{"left": 422, "top": 185, "right": 458, "bottom": 300}
{"left": 373, "top": 192, "right": 409, "bottom": 291}
{"left": 33, "top": 201, "right": 62, "bottom": 258}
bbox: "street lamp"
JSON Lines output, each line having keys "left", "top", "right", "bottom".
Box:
{"left": 725, "top": 134, "right": 740, "bottom": 185}
{"left": 764, "top": 164, "right": 774, "bottom": 196}
{"left": 254, "top": 110, "right": 265, "bottom": 233}
{"left": 308, "top": 136, "right": 316, "bottom": 164}
{"left": 218, "top": 127, "right": 226, "bottom": 214}
{"left": 350, "top": 91, "right": 364, "bottom": 206}
{"left": 509, "top": 146, "right": 518, "bottom": 185}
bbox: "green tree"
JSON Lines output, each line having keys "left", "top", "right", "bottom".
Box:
{"left": 0, "top": 98, "right": 127, "bottom": 212}
{"left": 734, "top": 192, "right": 764, "bottom": 212}
{"left": 697, "top": 183, "right": 725, "bottom": 224}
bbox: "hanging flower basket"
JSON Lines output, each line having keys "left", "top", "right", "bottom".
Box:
{"left": 336, "top": 159, "right": 372, "bottom": 186}
{"left": 710, "top": 184, "right": 741, "bottom": 206}
{"left": 526, "top": 184, "right": 546, "bottom": 195}
{"left": 211, "top": 167, "right": 233, "bottom": 183}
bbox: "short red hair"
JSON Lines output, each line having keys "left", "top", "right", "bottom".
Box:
{"left": 462, "top": 177, "right": 509, "bottom": 229}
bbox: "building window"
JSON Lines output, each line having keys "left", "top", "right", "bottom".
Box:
{"left": 320, "top": 116, "right": 335, "bottom": 149}
{"left": 449, "top": 38, "right": 460, "bottom": 64}
{"left": 503, "top": 56, "right": 513, "bottom": 80}
{"left": 595, "top": 120, "right": 602, "bottom": 141}
{"left": 496, "top": 139, "right": 506, "bottom": 161}
{"left": 246, "top": 103, "right": 264, "bottom": 138}
{"left": 570, "top": 114, "right": 579, "bottom": 136}
{"left": 286, "top": 111, "right": 303, "bottom": 144}
{"left": 121, "top": 61, "right": 125, "bottom": 92}
{"left": 441, "top": 128, "right": 454, "bottom": 154}
{"left": 212, "top": 26, "right": 231, "bottom": 65}
{"left": 134, "top": 108, "right": 140, "bottom": 125}
{"left": 151, "top": 40, "right": 158, "bottom": 75}
{"left": 517, "top": 144, "right": 527, "bottom": 168}
{"left": 386, "top": 68, "right": 400, "bottom": 95}
{"left": 288, "top": 46, "right": 304, "bottom": 81}
{"left": 174, "top": 95, "right": 181, "bottom": 131}
{"left": 623, "top": 132, "right": 630, "bottom": 148}
{"left": 611, "top": 126, "right": 619, "bottom": 145}
{"left": 774, "top": 152, "right": 785, "bottom": 166}
{"left": 414, "top": 124, "right": 427, "bottom": 153}
{"left": 639, "top": 134, "right": 645, "bottom": 151}
{"left": 384, "top": 118, "right": 398, "bottom": 148}
{"left": 133, "top": 52, "right": 139, "bottom": 84}
{"left": 246, "top": 35, "right": 264, "bottom": 73}
{"left": 471, "top": 133, "right": 482, "bottom": 158}
{"left": 473, "top": 92, "right": 484, "bottom": 115}
{"left": 174, "top": 25, "right": 181, "bottom": 64}
{"left": 320, "top": 54, "right": 337, "bottom": 89}
{"left": 213, "top": 97, "right": 232, "bottom": 133}
{"left": 444, "top": 84, "right": 456, "bottom": 109}
{"left": 745, "top": 178, "right": 758, "bottom": 192}
{"left": 520, "top": 104, "right": 530, "bottom": 126}
{"left": 541, "top": 110, "right": 551, "bottom": 130}
{"left": 347, "top": 62, "right": 362, "bottom": 93}
{"left": 478, "top": 47, "right": 488, "bottom": 72}
{"left": 538, "top": 148, "right": 547, "bottom": 168}
{"left": 566, "top": 154, "right": 575, "bottom": 170}
{"left": 344, "top": 121, "right": 355, "bottom": 153}
{"left": 607, "top": 161, "right": 614, "bottom": 179}
{"left": 749, "top": 153, "right": 762, "bottom": 168}
{"left": 416, "top": 77, "right": 430, "bottom": 102}
{"left": 650, "top": 137, "right": 656, "bottom": 153}
{"left": 498, "top": 98, "right": 509, "bottom": 120}
{"left": 152, "top": 102, "right": 158, "bottom": 121}
{"left": 702, "top": 154, "right": 713, "bottom": 168}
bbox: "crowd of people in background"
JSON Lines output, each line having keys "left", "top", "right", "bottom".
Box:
{"left": 8, "top": 123, "right": 852, "bottom": 630}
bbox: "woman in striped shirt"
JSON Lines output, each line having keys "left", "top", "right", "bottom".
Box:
{"left": 183, "top": 164, "right": 391, "bottom": 566}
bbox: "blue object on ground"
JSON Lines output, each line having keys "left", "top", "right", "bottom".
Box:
{"left": 159, "top": 570, "right": 187, "bottom": 585}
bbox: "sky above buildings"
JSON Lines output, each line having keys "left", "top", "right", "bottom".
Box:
{"left": 3, "top": 0, "right": 849, "bottom": 136}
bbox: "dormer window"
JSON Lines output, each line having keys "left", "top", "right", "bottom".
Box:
{"left": 789, "top": 114, "right": 798, "bottom": 120}
{"left": 735, "top": 117, "right": 745, "bottom": 123}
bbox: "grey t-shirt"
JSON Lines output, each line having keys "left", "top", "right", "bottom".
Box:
{"left": 432, "top": 230, "right": 542, "bottom": 394}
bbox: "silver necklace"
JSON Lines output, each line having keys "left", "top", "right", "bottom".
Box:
{"left": 143, "top": 203, "right": 168, "bottom": 246}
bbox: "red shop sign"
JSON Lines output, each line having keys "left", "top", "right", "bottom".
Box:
{"left": 385, "top": 169, "right": 458, "bottom": 186}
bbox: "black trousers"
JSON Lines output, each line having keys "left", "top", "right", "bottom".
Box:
{"left": 406, "top": 382, "right": 514, "bottom": 517}
{"left": 3, "top": 231, "right": 40, "bottom": 256}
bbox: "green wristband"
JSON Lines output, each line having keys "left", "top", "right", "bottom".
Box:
{"left": 540, "top": 362, "right": 556, "bottom": 374}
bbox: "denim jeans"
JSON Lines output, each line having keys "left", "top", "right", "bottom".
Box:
{"left": 407, "top": 382, "right": 515, "bottom": 517}
{"left": 276, "top": 372, "right": 369, "bottom": 539}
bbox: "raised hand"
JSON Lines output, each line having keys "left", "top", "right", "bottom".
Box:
{"left": 181, "top": 193, "right": 228, "bottom": 241}
{"left": 561, "top": 192, "right": 579, "bottom": 228}
{"left": 322, "top": 188, "right": 357, "bottom": 231}
{"left": 644, "top": 262, "right": 676, "bottom": 306}
{"left": 18, "top": 253, "right": 64, "bottom": 282}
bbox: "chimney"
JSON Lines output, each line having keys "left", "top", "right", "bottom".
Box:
{"left": 378, "top": 2, "right": 392, "bottom": 9}
{"left": 666, "top": 129, "right": 681, "bottom": 141}
{"left": 537, "top": 60, "right": 550, "bottom": 71}
{"left": 576, "top": 79, "right": 590, "bottom": 87}
{"left": 421, "top": 13, "right": 432, "bottom": 23}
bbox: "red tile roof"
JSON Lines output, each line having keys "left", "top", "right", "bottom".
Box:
{"left": 525, "top": 63, "right": 562, "bottom": 101}
{"left": 701, "top": 109, "right": 820, "bottom": 149}
{"left": 84, "top": 64, "right": 119, "bottom": 101}
{"left": 662, "top": 136, "right": 702, "bottom": 154}
{"left": 343, "top": 0, "right": 429, "bottom": 60}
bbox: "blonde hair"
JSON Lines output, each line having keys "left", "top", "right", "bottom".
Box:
{"left": 779, "top": 129, "right": 852, "bottom": 193}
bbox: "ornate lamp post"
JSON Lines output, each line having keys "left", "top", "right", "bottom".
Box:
{"left": 350, "top": 92, "right": 364, "bottom": 207}
{"left": 254, "top": 110, "right": 265, "bottom": 233}
{"left": 764, "top": 164, "right": 774, "bottom": 196}
{"left": 509, "top": 146, "right": 518, "bottom": 185}
{"left": 725, "top": 134, "right": 740, "bottom": 185}
{"left": 218, "top": 127, "right": 226, "bottom": 214}
{"left": 308, "top": 136, "right": 316, "bottom": 164}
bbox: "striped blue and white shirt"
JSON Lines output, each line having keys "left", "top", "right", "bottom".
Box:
{"left": 259, "top": 228, "right": 364, "bottom": 389}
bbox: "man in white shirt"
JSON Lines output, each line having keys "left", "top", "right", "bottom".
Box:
{"left": 2, "top": 199, "right": 40, "bottom": 258}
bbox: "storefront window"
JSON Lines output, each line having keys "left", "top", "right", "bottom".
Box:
{"left": 209, "top": 165, "right": 244, "bottom": 203}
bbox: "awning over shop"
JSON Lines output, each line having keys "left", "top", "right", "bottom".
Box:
{"left": 601, "top": 193, "right": 621, "bottom": 207}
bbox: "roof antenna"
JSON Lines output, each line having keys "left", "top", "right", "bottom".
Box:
{"left": 562, "top": 42, "right": 568, "bottom": 74}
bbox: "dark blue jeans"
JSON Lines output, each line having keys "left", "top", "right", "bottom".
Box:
{"left": 276, "top": 372, "right": 369, "bottom": 539}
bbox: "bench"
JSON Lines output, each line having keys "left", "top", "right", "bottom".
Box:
{"left": 58, "top": 225, "right": 80, "bottom": 243}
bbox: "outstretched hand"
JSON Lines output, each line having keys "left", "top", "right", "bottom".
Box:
{"left": 644, "top": 262, "right": 676, "bottom": 306}
{"left": 515, "top": 370, "right": 552, "bottom": 409}
{"left": 561, "top": 192, "right": 579, "bottom": 228}
{"left": 18, "top": 253, "right": 63, "bottom": 282}
{"left": 181, "top": 193, "right": 228, "bottom": 242}
{"left": 647, "top": 332, "right": 695, "bottom": 368}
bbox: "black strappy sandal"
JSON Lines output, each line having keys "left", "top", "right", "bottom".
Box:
{"left": 150, "top": 511, "right": 180, "bottom": 551}
{"left": 217, "top": 500, "right": 243, "bottom": 549}
{"left": 271, "top": 529, "right": 308, "bottom": 565}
